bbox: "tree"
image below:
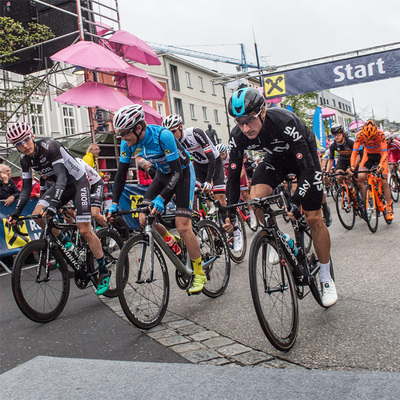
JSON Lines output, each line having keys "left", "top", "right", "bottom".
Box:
{"left": 282, "top": 92, "right": 318, "bottom": 126}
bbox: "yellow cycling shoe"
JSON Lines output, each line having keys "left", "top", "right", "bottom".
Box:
{"left": 188, "top": 274, "right": 207, "bottom": 294}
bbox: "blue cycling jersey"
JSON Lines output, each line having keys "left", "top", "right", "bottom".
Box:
{"left": 119, "top": 125, "right": 190, "bottom": 173}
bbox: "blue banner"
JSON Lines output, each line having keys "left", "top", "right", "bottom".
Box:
{"left": 262, "top": 48, "right": 400, "bottom": 99}
{"left": 313, "top": 107, "right": 326, "bottom": 150}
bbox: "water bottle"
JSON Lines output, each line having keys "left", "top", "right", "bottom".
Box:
{"left": 64, "top": 242, "right": 78, "bottom": 257}
{"left": 164, "top": 235, "right": 182, "bottom": 255}
{"left": 283, "top": 233, "right": 299, "bottom": 256}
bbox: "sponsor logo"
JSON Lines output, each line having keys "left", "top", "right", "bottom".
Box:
{"left": 314, "top": 171, "right": 323, "bottom": 191}
{"left": 231, "top": 163, "right": 237, "bottom": 170}
{"left": 298, "top": 180, "right": 311, "bottom": 197}
{"left": 273, "top": 144, "right": 290, "bottom": 152}
{"left": 264, "top": 163, "right": 275, "bottom": 171}
{"left": 296, "top": 153, "right": 303, "bottom": 159}
{"left": 164, "top": 149, "right": 170, "bottom": 154}
{"left": 81, "top": 186, "right": 89, "bottom": 206}
{"left": 40, "top": 157, "right": 47, "bottom": 163}
{"left": 283, "top": 126, "right": 302, "bottom": 141}
{"left": 263, "top": 74, "right": 286, "bottom": 97}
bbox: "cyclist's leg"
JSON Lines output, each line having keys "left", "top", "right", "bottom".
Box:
{"left": 90, "top": 181, "right": 107, "bottom": 227}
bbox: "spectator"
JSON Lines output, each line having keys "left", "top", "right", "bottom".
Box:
{"left": 17, "top": 171, "right": 40, "bottom": 199}
{"left": 0, "top": 164, "right": 20, "bottom": 206}
{"left": 82, "top": 143, "right": 104, "bottom": 177}
{"left": 137, "top": 158, "right": 154, "bottom": 186}
{"left": 205, "top": 124, "right": 219, "bottom": 146}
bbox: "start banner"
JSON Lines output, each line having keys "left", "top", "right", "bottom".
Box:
{"left": 262, "top": 48, "right": 400, "bottom": 99}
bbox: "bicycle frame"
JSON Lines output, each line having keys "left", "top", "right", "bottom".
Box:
{"left": 366, "top": 172, "right": 385, "bottom": 212}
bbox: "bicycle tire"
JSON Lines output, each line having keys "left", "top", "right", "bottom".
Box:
{"left": 335, "top": 186, "right": 356, "bottom": 230}
{"left": 249, "top": 230, "right": 299, "bottom": 351}
{"left": 96, "top": 228, "right": 126, "bottom": 298}
{"left": 194, "top": 219, "right": 231, "bottom": 298}
{"left": 11, "top": 239, "right": 70, "bottom": 323}
{"left": 116, "top": 234, "right": 169, "bottom": 329}
{"left": 227, "top": 210, "right": 247, "bottom": 264}
{"left": 363, "top": 185, "right": 379, "bottom": 233}
{"left": 389, "top": 174, "right": 399, "bottom": 203}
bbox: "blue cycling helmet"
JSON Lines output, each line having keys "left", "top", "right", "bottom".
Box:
{"left": 228, "top": 87, "right": 265, "bottom": 117}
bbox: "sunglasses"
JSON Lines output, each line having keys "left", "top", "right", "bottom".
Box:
{"left": 234, "top": 109, "right": 262, "bottom": 127}
{"left": 14, "top": 135, "right": 32, "bottom": 147}
{"left": 118, "top": 128, "right": 133, "bottom": 137}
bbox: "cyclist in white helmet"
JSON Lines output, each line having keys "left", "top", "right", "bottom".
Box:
{"left": 107, "top": 104, "right": 207, "bottom": 294}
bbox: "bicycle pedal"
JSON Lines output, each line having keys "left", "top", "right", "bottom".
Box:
{"left": 186, "top": 290, "right": 202, "bottom": 296}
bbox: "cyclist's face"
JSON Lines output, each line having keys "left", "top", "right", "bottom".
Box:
{"left": 171, "top": 126, "right": 183, "bottom": 141}
{"left": 16, "top": 135, "right": 36, "bottom": 156}
{"left": 334, "top": 132, "right": 344, "bottom": 143}
{"left": 119, "top": 125, "right": 142, "bottom": 146}
{"left": 235, "top": 108, "right": 264, "bottom": 140}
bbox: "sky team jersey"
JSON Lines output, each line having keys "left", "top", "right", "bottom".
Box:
{"left": 119, "top": 125, "right": 190, "bottom": 173}
{"left": 181, "top": 127, "right": 219, "bottom": 164}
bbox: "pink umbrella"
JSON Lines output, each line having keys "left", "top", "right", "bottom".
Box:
{"left": 349, "top": 120, "right": 365, "bottom": 130}
{"left": 115, "top": 65, "right": 165, "bottom": 100}
{"left": 95, "top": 21, "right": 113, "bottom": 36}
{"left": 106, "top": 30, "right": 161, "bottom": 66}
{"left": 128, "top": 97, "right": 163, "bottom": 125}
{"left": 51, "top": 41, "right": 131, "bottom": 72}
{"left": 321, "top": 107, "right": 336, "bottom": 118}
{"left": 54, "top": 81, "right": 134, "bottom": 111}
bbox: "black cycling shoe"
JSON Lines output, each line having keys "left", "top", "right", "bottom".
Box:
{"left": 322, "top": 204, "right": 332, "bottom": 227}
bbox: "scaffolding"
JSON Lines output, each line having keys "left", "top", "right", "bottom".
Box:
{"left": 0, "top": 0, "right": 140, "bottom": 183}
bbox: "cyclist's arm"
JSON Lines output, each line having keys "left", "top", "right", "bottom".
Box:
{"left": 193, "top": 128, "right": 216, "bottom": 183}
{"left": 226, "top": 132, "right": 244, "bottom": 205}
{"left": 350, "top": 134, "right": 361, "bottom": 169}
{"left": 48, "top": 162, "right": 68, "bottom": 210}
{"left": 112, "top": 161, "right": 129, "bottom": 204}
{"left": 379, "top": 132, "right": 388, "bottom": 167}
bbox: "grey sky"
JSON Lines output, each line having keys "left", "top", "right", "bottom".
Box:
{"left": 115, "top": 0, "right": 400, "bottom": 123}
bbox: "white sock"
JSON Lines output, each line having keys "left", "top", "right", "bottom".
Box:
{"left": 233, "top": 227, "right": 240, "bottom": 236}
{"left": 250, "top": 209, "right": 255, "bottom": 219}
{"left": 319, "top": 262, "right": 331, "bottom": 283}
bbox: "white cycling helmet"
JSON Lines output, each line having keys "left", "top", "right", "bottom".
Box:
{"left": 162, "top": 114, "right": 183, "bottom": 131}
{"left": 113, "top": 104, "right": 145, "bottom": 132}
{"left": 6, "top": 122, "right": 32, "bottom": 144}
{"left": 216, "top": 143, "right": 228, "bottom": 154}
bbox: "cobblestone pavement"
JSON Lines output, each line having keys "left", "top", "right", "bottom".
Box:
{"left": 101, "top": 296, "right": 306, "bottom": 369}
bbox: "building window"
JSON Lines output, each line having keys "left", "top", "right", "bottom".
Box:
{"left": 320, "top": 97, "right": 323, "bottom": 105}
{"left": 62, "top": 106, "right": 76, "bottom": 136}
{"left": 190, "top": 104, "right": 196, "bottom": 120}
{"left": 174, "top": 98, "right": 184, "bottom": 121}
{"left": 338, "top": 102, "right": 342, "bottom": 109}
{"left": 211, "top": 81, "right": 216, "bottom": 96}
{"left": 185, "top": 72, "right": 192, "bottom": 88}
{"left": 156, "top": 102, "right": 165, "bottom": 118}
{"left": 332, "top": 99, "right": 336, "bottom": 107}
{"left": 214, "top": 109, "right": 219, "bottom": 124}
{"left": 202, "top": 106, "right": 208, "bottom": 121}
{"left": 170, "top": 64, "right": 180, "bottom": 90}
{"left": 199, "top": 76, "right": 204, "bottom": 92}
{"left": 30, "top": 103, "right": 45, "bottom": 136}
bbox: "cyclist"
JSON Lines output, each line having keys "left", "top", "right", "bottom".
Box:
{"left": 326, "top": 124, "right": 355, "bottom": 186}
{"left": 106, "top": 105, "right": 207, "bottom": 294}
{"left": 386, "top": 132, "right": 400, "bottom": 175}
{"left": 223, "top": 87, "right": 337, "bottom": 307}
{"left": 350, "top": 120, "right": 393, "bottom": 220}
{"left": 5, "top": 122, "right": 110, "bottom": 295}
{"left": 217, "top": 142, "right": 257, "bottom": 230}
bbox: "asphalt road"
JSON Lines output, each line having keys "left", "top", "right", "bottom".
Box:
{"left": 1, "top": 196, "right": 399, "bottom": 374}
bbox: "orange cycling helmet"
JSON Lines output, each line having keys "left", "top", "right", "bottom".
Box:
{"left": 362, "top": 120, "right": 378, "bottom": 140}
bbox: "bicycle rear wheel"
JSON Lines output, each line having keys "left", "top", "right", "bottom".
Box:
{"left": 11, "top": 240, "right": 70, "bottom": 323}
{"left": 116, "top": 234, "right": 169, "bottom": 329}
{"left": 249, "top": 231, "right": 299, "bottom": 351}
{"left": 227, "top": 210, "right": 247, "bottom": 264}
{"left": 389, "top": 174, "right": 399, "bottom": 203}
{"left": 194, "top": 219, "right": 231, "bottom": 298}
{"left": 335, "top": 186, "right": 356, "bottom": 230}
{"left": 363, "top": 185, "right": 379, "bottom": 233}
{"left": 96, "top": 228, "right": 126, "bottom": 298}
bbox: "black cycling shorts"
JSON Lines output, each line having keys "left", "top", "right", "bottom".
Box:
{"left": 38, "top": 176, "right": 92, "bottom": 223}
{"left": 194, "top": 157, "right": 226, "bottom": 193}
{"left": 251, "top": 153, "right": 323, "bottom": 211}
{"left": 142, "top": 163, "right": 196, "bottom": 218}
{"left": 335, "top": 158, "right": 351, "bottom": 172}
{"left": 90, "top": 180, "right": 105, "bottom": 208}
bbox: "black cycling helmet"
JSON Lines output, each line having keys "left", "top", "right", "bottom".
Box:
{"left": 330, "top": 124, "right": 345, "bottom": 135}
{"left": 228, "top": 87, "right": 265, "bottom": 118}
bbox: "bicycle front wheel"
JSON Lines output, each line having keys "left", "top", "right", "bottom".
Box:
{"left": 11, "top": 240, "right": 70, "bottom": 323}
{"left": 194, "top": 219, "right": 231, "bottom": 298}
{"left": 116, "top": 234, "right": 169, "bottom": 329}
{"left": 335, "top": 186, "right": 356, "bottom": 230}
{"left": 249, "top": 231, "right": 299, "bottom": 351}
{"left": 389, "top": 174, "right": 399, "bottom": 203}
{"left": 363, "top": 185, "right": 379, "bottom": 233}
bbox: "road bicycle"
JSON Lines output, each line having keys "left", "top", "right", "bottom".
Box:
{"left": 363, "top": 168, "right": 393, "bottom": 233}
{"left": 114, "top": 205, "right": 230, "bottom": 329}
{"left": 388, "top": 161, "right": 400, "bottom": 203}
{"left": 331, "top": 171, "right": 365, "bottom": 230}
{"left": 10, "top": 214, "right": 125, "bottom": 323}
{"left": 323, "top": 171, "right": 339, "bottom": 201}
{"left": 195, "top": 188, "right": 247, "bottom": 264}
{"left": 232, "top": 191, "right": 334, "bottom": 351}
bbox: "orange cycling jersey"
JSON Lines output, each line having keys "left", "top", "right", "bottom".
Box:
{"left": 351, "top": 129, "right": 388, "bottom": 176}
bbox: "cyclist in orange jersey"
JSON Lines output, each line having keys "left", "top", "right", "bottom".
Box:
{"left": 350, "top": 120, "right": 393, "bottom": 220}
